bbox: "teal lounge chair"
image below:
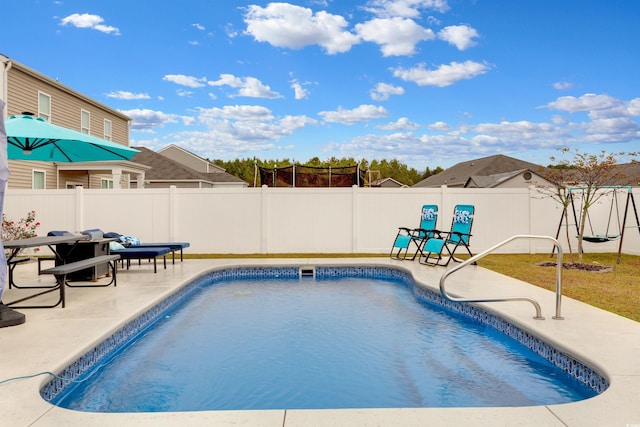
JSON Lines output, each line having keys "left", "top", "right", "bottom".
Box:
{"left": 390, "top": 204, "right": 438, "bottom": 260}
{"left": 420, "top": 204, "right": 475, "bottom": 266}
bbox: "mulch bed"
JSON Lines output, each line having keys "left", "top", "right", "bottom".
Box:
{"left": 535, "top": 261, "right": 613, "bottom": 273}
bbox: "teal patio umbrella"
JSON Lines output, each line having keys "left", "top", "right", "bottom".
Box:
{"left": 5, "top": 114, "right": 139, "bottom": 162}
{"left": 1, "top": 113, "right": 138, "bottom": 327}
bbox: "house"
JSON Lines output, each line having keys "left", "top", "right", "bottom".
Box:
{"left": 369, "top": 177, "right": 407, "bottom": 188}
{"left": 464, "top": 169, "right": 550, "bottom": 188}
{"left": 612, "top": 162, "right": 640, "bottom": 186}
{"left": 0, "top": 54, "right": 147, "bottom": 189}
{"left": 158, "top": 144, "right": 227, "bottom": 174}
{"left": 413, "top": 154, "right": 552, "bottom": 188}
{"left": 131, "top": 147, "right": 248, "bottom": 188}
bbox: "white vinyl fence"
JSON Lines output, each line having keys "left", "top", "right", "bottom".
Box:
{"left": 4, "top": 186, "right": 639, "bottom": 256}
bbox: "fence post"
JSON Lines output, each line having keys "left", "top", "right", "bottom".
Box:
{"left": 74, "top": 186, "right": 84, "bottom": 232}
{"left": 169, "top": 185, "right": 177, "bottom": 241}
{"left": 352, "top": 185, "right": 358, "bottom": 253}
{"left": 528, "top": 185, "right": 535, "bottom": 253}
{"left": 440, "top": 185, "right": 449, "bottom": 226}
{"left": 261, "top": 185, "right": 269, "bottom": 254}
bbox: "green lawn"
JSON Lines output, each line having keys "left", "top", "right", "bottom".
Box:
{"left": 477, "top": 253, "right": 640, "bottom": 322}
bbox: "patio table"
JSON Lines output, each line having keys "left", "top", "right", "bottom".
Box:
{"left": 2, "top": 234, "right": 90, "bottom": 308}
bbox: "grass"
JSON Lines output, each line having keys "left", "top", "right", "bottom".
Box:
{"left": 477, "top": 253, "right": 640, "bottom": 322}
{"left": 187, "top": 252, "right": 640, "bottom": 322}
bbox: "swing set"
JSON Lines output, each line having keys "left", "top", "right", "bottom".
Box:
{"left": 554, "top": 186, "right": 640, "bottom": 263}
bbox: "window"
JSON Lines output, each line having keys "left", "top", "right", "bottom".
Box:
{"left": 38, "top": 92, "right": 51, "bottom": 121}
{"left": 101, "top": 178, "right": 113, "bottom": 189}
{"left": 81, "top": 110, "right": 90, "bottom": 134}
{"left": 104, "top": 119, "right": 112, "bottom": 141}
{"left": 66, "top": 182, "right": 83, "bottom": 189}
{"left": 33, "top": 170, "right": 46, "bottom": 189}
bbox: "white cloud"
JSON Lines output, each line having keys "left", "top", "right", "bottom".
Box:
{"left": 330, "top": 119, "right": 560, "bottom": 166}
{"left": 192, "top": 23, "right": 205, "bottom": 31}
{"left": 208, "top": 74, "right": 281, "bottom": 98}
{"left": 377, "top": 117, "right": 420, "bottom": 130}
{"left": 472, "top": 120, "right": 558, "bottom": 141}
{"left": 356, "top": 18, "right": 434, "bottom": 56}
{"left": 579, "top": 118, "right": 640, "bottom": 145}
{"left": 324, "top": 93, "right": 640, "bottom": 166}
{"left": 393, "top": 60, "right": 490, "bottom": 87}
{"left": 200, "top": 105, "right": 275, "bottom": 121}
{"left": 437, "top": 25, "right": 479, "bottom": 50}
{"left": 370, "top": 82, "right": 405, "bottom": 101}
{"left": 428, "top": 121, "right": 450, "bottom": 131}
{"left": 106, "top": 91, "right": 150, "bottom": 100}
{"left": 163, "top": 74, "right": 207, "bottom": 88}
{"left": 364, "top": 0, "right": 450, "bottom": 18}
{"left": 243, "top": 3, "right": 360, "bottom": 54}
{"left": 628, "top": 98, "right": 640, "bottom": 116}
{"left": 225, "top": 23, "right": 239, "bottom": 38}
{"left": 291, "top": 81, "right": 310, "bottom": 100}
{"left": 553, "top": 81, "right": 574, "bottom": 90}
{"left": 319, "top": 104, "right": 389, "bottom": 125}
{"left": 120, "top": 109, "right": 181, "bottom": 130}
{"left": 60, "top": 13, "right": 120, "bottom": 35}
{"left": 545, "top": 93, "right": 623, "bottom": 113}
{"left": 157, "top": 106, "right": 318, "bottom": 157}
{"left": 238, "top": 77, "right": 282, "bottom": 98}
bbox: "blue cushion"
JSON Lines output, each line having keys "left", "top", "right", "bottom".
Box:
{"left": 47, "top": 230, "right": 70, "bottom": 236}
{"left": 120, "top": 235, "right": 141, "bottom": 246}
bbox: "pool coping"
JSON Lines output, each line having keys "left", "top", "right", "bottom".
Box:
{"left": 1, "top": 257, "right": 639, "bottom": 426}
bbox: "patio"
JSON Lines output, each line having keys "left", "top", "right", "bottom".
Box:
{"left": 1, "top": 257, "right": 638, "bottom": 426}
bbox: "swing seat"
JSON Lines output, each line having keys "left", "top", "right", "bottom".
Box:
{"left": 581, "top": 234, "right": 621, "bottom": 243}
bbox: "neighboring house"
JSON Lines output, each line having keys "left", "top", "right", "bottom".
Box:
{"left": 0, "top": 54, "right": 147, "bottom": 189}
{"left": 611, "top": 162, "right": 640, "bottom": 186}
{"left": 131, "top": 147, "right": 248, "bottom": 188}
{"left": 369, "top": 177, "right": 407, "bottom": 188}
{"left": 158, "top": 144, "right": 227, "bottom": 174}
{"left": 413, "top": 154, "right": 552, "bottom": 188}
{"left": 464, "top": 169, "right": 551, "bottom": 188}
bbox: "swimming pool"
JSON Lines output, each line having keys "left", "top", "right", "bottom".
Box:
{"left": 42, "top": 266, "right": 607, "bottom": 412}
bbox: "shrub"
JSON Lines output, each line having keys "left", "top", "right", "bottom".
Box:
{"left": 2, "top": 210, "right": 41, "bottom": 257}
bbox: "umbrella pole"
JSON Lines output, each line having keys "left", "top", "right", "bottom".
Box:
{"left": 0, "top": 181, "right": 26, "bottom": 327}
{"left": 0, "top": 100, "right": 27, "bottom": 327}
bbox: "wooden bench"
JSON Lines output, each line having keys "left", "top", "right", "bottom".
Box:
{"left": 8, "top": 255, "right": 120, "bottom": 309}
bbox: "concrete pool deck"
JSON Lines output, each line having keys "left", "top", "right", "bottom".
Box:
{"left": 0, "top": 257, "right": 638, "bottom": 426}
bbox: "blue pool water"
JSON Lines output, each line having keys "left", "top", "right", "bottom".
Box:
{"left": 50, "top": 270, "right": 600, "bottom": 412}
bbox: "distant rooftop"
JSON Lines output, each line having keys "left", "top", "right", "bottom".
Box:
{"left": 132, "top": 147, "right": 247, "bottom": 185}
{"left": 413, "top": 154, "right": 546, "bottom": 188}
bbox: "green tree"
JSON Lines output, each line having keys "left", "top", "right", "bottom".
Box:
{"left": 211, "top": 156, "right": 441, "bottom": 187}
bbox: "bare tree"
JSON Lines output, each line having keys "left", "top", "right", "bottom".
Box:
{"left": 537, "top": 162, "right": 575, "bottom": 261}
{"left": 542, "top": 148, "right": 636, "bottom": 262}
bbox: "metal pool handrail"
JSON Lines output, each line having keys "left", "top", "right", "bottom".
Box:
{"left": 439, "top": 235, "right": 564, "bottom": 320}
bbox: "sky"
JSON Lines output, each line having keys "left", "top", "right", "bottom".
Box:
{"left": 2, "top": 0, "right": 640, "bottom": 170}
